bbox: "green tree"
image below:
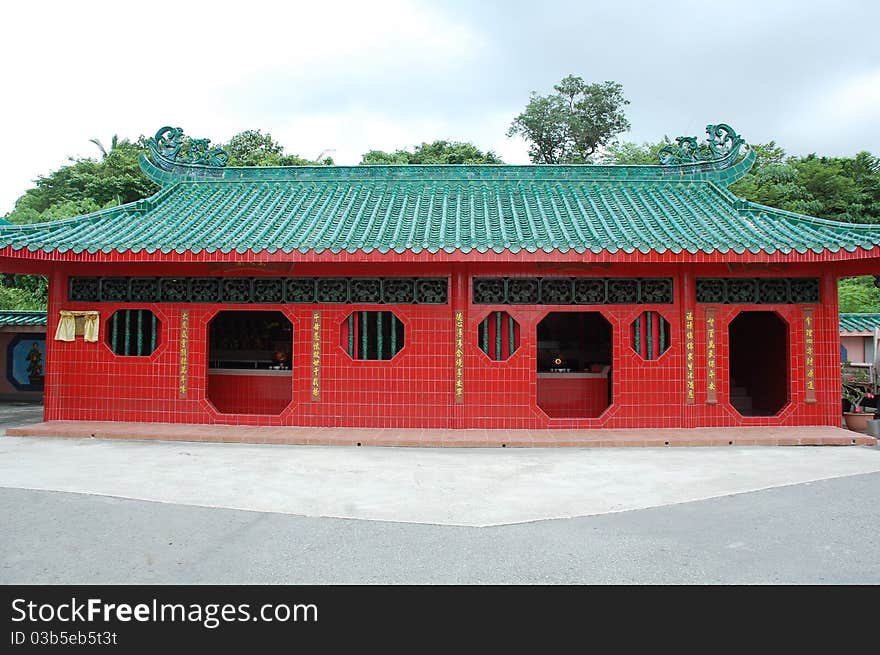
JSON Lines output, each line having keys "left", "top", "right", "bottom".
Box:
{"left": 225, "top": 129, "right": 334, "bottom": 166}
{"left": 729, "top": 144, "right": 880, "bottom": 225}
{"left": 839, "top": 277, "right": 880, "bottom": 313}
{"left": 361, "top": 140, "right": 502, "bottom": 165}
{"left": 508, "top": 75, "right": 630, "bottom": 164}
{"left": 4, "top": 137, "right": 159, "bottom": 225}
{"left": 600, "top": 139, "right": 669, "bottom": 165}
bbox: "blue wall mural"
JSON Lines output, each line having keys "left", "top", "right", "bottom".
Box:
{"left": 7, "top": 334, "right": 45, "bottom": 391}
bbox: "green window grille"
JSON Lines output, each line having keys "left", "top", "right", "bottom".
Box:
{"left": 343, "top": 311, "right": 404, "bottom": 360}
{"left": 478, "top": 311, "right": 519, "bottom": 360}
{"left": 107, "top": 309, "right": 159, "bottom": 356}
{"left": 631, "top": 311, "right": 670, "bottom": 360}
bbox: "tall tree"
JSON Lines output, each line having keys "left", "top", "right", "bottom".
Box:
{"left": 508, "top": 75, "right": 630, "bottom": 164}
{"left": 361, "top": 140, "right": 502, "bottom": 165}
{"left": 600, "top": 139, "right": 669, "bottom": 165}
{"left": 225, "top": 129, "right": 334, "bottom": 166}
{"left": 1, "top": 129, "right": 329, "bottom": 308}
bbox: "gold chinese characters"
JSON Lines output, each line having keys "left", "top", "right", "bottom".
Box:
{"left": 178, "top": 311, "right": 189, "bottom": 398}
{"left": 705, "top": 309, "right": 717, "bottom": 404}
{"left": 685, "top": 310, "right": 695, "bottom": 403}
{"left": 311, "top": 311, "right": 321, "bottom": 401}
{"left": 454, "top": 311, "right": 464, "bottom": 402}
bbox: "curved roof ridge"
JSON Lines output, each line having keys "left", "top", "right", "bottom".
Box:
{"left": 744, "top": 200, "right": 880, "bottom": 231}
{"left": 139, "top": 122, "right": 757, "bottom": 188}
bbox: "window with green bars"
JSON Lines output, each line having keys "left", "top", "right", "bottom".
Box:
{"left": 631, "top": 311, "right": 670, "bottom": 361}
{"left": 478, "top": 311, "right": 519, "bottom": 361}
{"left": 341, "top": 311, "right": 405, "bottom": 360}
{"left": 106, "top": 309, "right": 159, "bottom": 356}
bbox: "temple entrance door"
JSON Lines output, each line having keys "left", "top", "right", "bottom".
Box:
{"left": 728, "top": 311, "right": 789, "bottom": 416}
{"left": 536, "top": 311, "right": 612, "bottom": 418}
{"left": 207, "top": 311, "right": 293, "bottom": 415}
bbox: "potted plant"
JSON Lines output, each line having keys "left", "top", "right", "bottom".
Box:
{"left": 842, "top": 363, "right": 876, "bottom": 432}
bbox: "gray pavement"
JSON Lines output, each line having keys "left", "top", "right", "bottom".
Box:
{"left": 2, "top": 475, "right": 879, "bottom": 584}
{"left": 2, "top": 402, "right": 879, "bottom": 583}
{"left": 3, "top": 437, "right": 880, "bottom": 526}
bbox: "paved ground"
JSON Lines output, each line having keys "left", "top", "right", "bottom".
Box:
{"left": 2, "top": 403, "right": 879, "bottom": 583}
{"left": 3, "top": 436, "right": 880, "bottom": 525}
{"left": 8, "top": 418, "right": 875, "bottom": 447}
{"left": 2, "top": 475, "right": 879, "bottom": 584}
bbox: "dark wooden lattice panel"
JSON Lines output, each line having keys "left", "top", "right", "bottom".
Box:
{"left": 473, "top": 277, "right": 674, "bottom": 305}
{"left": 507, "top": 278, "right": 540, "bottom": 304}
{"left": 382, "top": 279, "right": 415, "bottom": 304}
{"left": 540, "top": 278, "right": 574, "bottom": 304}
{"left": 726, "top": 279, "right": 758, "bottom": 304}
{"left": 607, "top": 279, "right": 638, "bottom": 304}
{"left": 189, "top": 278, "right": 221, "bottom": 303}
{"left": 415, "top": 279, "right": 447, "bottom": 304}
{"left": 473, "top": 279, "right": 506, "bottom": 304}
{"left": 284, "top": 278, "right": 315, "bottom": 303}
{"left": 221, "top": 278, "right": 252, "bottom": 303}
{"left": 252, "top": 278, "right": 283, "bottom": 303}
{"left": 99, "top": 277, "right": 129, "bottom": 302}
{"left": 349, "top": 279, "right": 382, "bottom": 303}
{"left": 573, "top": 279, "right": 606, "bottom": 304}
{"left": 69, "top": 277, "right": 100, "bottom": 302}
{"left": 695, "top": 278, "right": 726, "bottom": 303}
{"left": 160, "top": 278, "right": 188, "bottom": 303}
{"left": 757, "top": 279, "right": 790, "bottom": 304}
{"left": 316, "top": 278, "right": 349, "bottom": 303}
{"left": 695, "top": 277, "right": 820, "bottom": 304}
{"left": 129, "top": 278, "right": 160, "bottom": 303}
{"left": 639, "top": 279, "right": 673, "bottom": 304}
{"left": 789, "top": 278, "right": 820, "bottom": 303}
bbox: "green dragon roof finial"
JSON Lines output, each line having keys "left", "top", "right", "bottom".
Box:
{"left": 659, "top": 123, "right": 745, "bottom": 168}
{"left": 146, "top": 126, "right": 229, "bottom": 171}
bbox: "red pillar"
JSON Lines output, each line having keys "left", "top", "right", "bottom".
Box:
{"left": 451, "top": 264, "right": 467, "bottom": 428}
{"left": 680, "top": 266, "right": 696, "bottom": 427}
{"left": 43, "top": 267, "right": 66, "bottom": 421}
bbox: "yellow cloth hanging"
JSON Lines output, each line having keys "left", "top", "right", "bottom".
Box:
{"left": 54, "top": 310, "right": 100, "bottom": 342}
{"left": 54, "top": 311, "right": 76, "bottom": 341}
{"left": 82, "top": 312, "right": 99, "bottom": 342}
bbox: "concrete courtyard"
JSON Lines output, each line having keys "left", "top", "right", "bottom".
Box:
{"left": 2, "top": 403, "right": 880, "bottom": 583}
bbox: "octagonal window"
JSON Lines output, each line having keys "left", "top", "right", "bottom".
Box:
{"left": 106, "top": 309, "right": 160, "bottom": 356}
{"left": 478, "top": 311, "right": 520, "bottom": 361}
{"left": 631, "top": 311, "right": 671, "bottom": 361}
{"left": 341, "top": 311, "right": 404, "bottom": 360}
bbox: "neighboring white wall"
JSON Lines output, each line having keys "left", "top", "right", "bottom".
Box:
{"left": 841, "top": 335, "right": 865, "bottom": 363}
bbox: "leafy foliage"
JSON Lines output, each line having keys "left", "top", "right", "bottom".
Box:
{"left": 508, "top": 75, "right": 630, "bottom": 164}
{"left": 225, "top": 129, "right": 334, "bottom": 167}
{"left": 1, "top": 129, "right": 332, "bottom": 308}
{"left": 839, "top": 276, "right": 880, "bottom": 313}
{"left": 599, "top": 139, "right": 669, "bottom": 165}
{"left": 5, "top": 137, "right": 159, "bottom": 226}
{"left": 361, "top": 140, "right": 502, "bottom": 165}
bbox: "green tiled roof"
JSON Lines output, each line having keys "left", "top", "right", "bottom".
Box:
{"left": 840, "top": 313, "right": 880, "bottom": 333}
{"left": 2, "top": 125, "right": 880, "bottom": 259}
{"left": 0, "top": 310, "right": 47, "bottom": 327}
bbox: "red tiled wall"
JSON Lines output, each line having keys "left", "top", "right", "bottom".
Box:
{"left": 207, "top": 373, "right": 292, "bottom": 415}
{"left": 536, "top": 377, "right": 608, "bottom": 418}
{"left": 43, "top": 263, "right": 841, "bottom": 429}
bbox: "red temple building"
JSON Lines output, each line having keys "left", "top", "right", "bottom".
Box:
{"left": 2, "top": 123, "right": 880, "bottom": 436}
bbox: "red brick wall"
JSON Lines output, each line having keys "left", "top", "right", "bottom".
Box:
{"left": 43, "top": 263, "right": 841, "bottom": 429}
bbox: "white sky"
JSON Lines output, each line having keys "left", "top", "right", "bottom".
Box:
{"left": 1, "top": 0, "right": 878, "bottom": 214}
